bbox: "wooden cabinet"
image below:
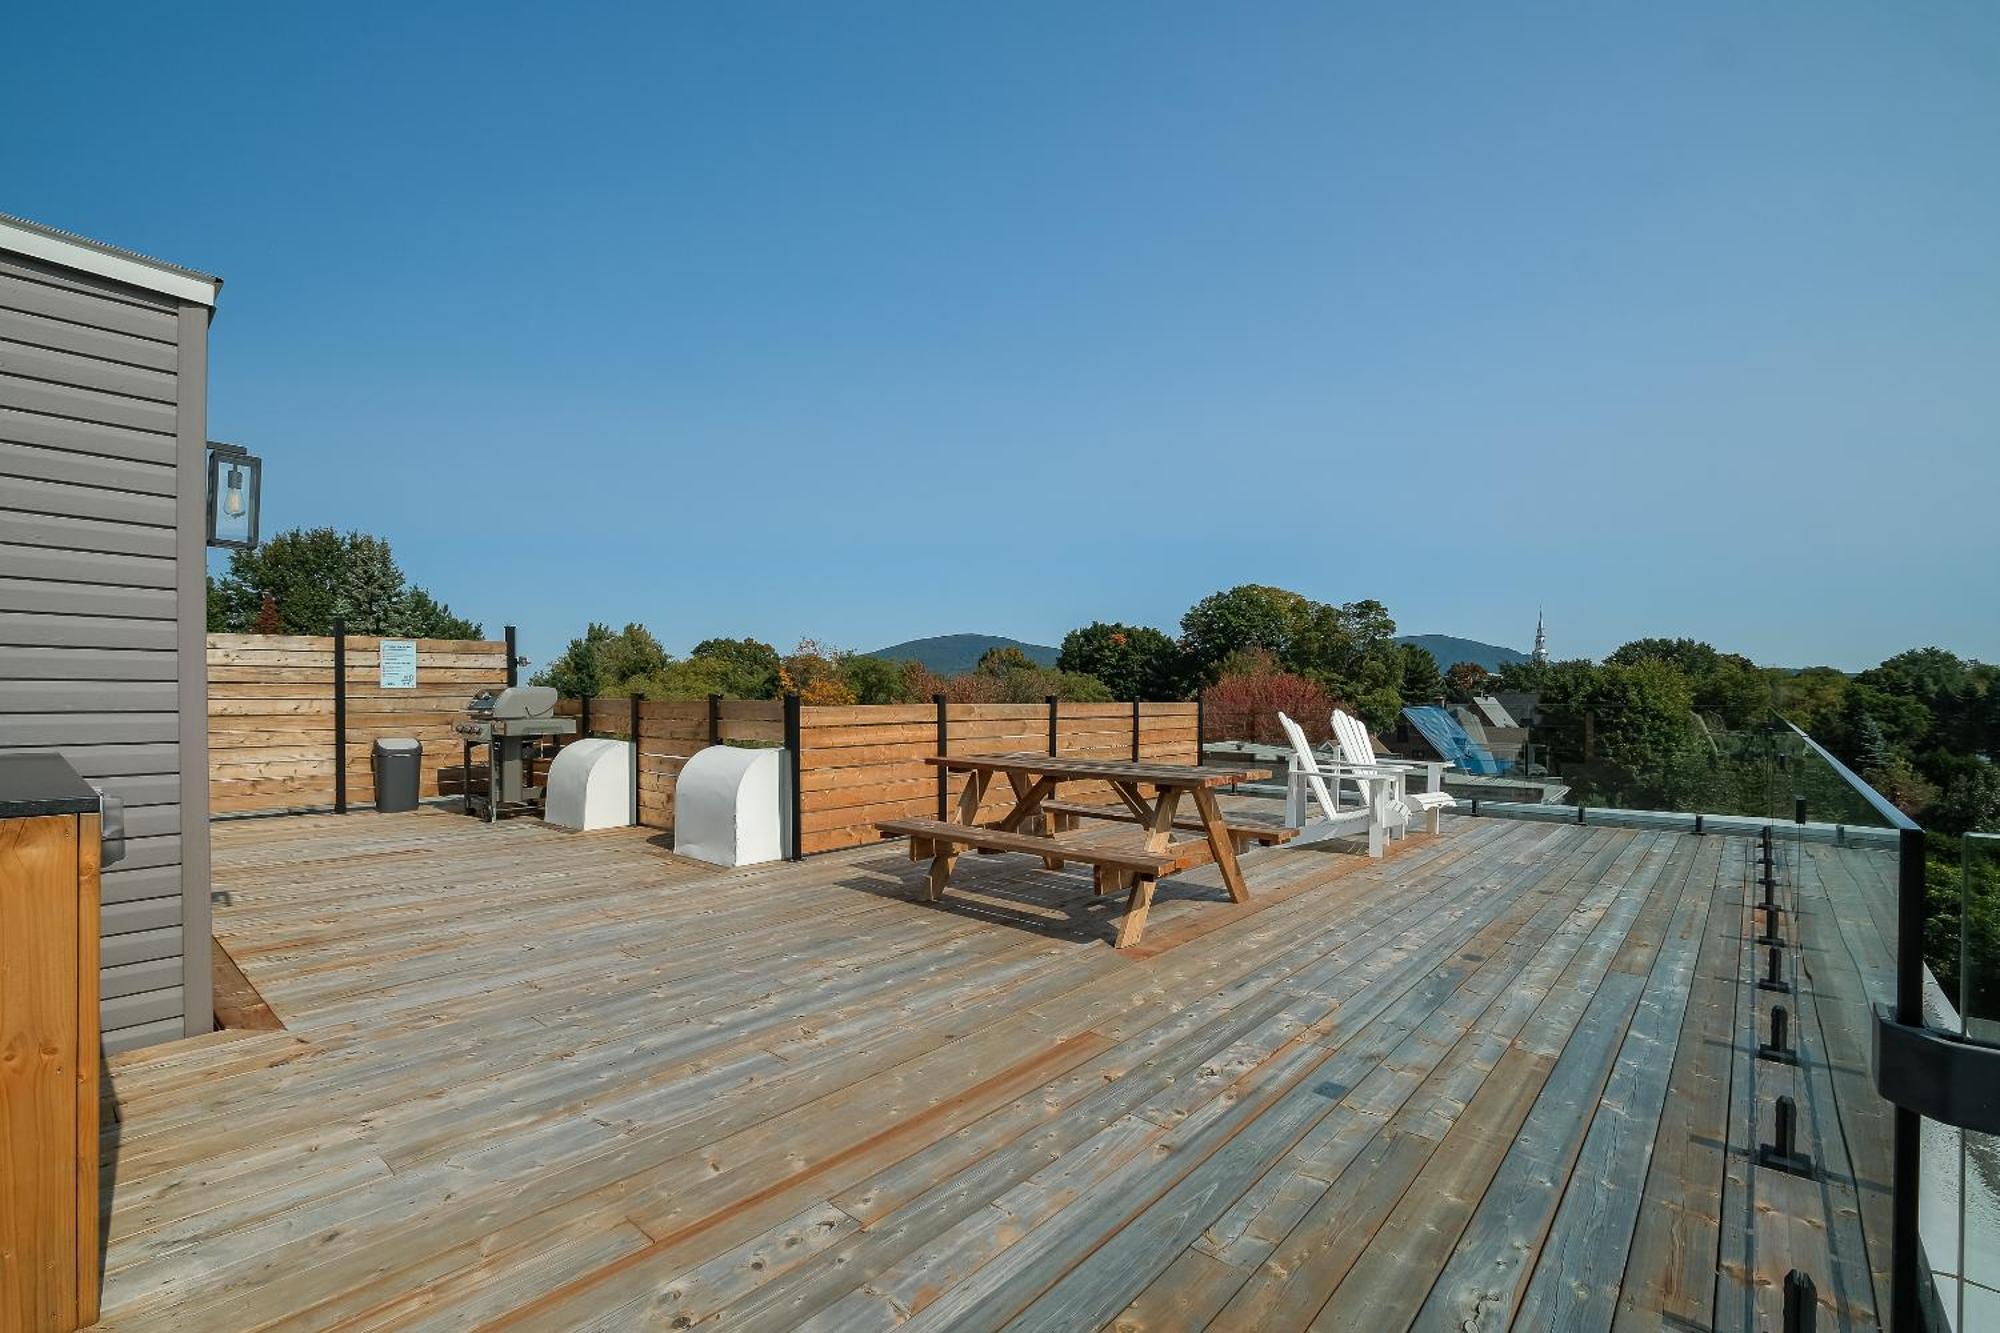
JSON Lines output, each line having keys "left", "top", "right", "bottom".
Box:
{"left": 1, "top": 757, "right": 103, "bottom": 1333}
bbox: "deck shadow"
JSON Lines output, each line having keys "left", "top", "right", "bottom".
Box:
{"left": 838, "top": 845, "right": 1242, "bottom": 947}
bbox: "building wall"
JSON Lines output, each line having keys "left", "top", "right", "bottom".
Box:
{"left": 0, "top": 248, "right": 213, "bottom": 1052}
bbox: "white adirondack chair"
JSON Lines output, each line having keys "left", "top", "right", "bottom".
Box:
{"left": 1276, "top": 711, "right": 1395, "bottom": 858}
{"left": 1330, "top": 709, "right": 1456, "bottom": 836}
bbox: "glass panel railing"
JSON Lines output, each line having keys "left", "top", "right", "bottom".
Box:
{"left": 1958, "top": 834, "right": 2000, "bottom": 1044}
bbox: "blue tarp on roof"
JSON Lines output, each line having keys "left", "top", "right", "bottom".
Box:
{"left": 1402, "top": 705, "right": 1503, "bottom": 775}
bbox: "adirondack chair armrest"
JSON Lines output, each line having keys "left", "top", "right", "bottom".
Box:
{"left": 1308, "top": 763, "right": 1408, "bottom": 781}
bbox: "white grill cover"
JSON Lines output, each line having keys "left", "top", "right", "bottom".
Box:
{"left": 674, "top": 745, "right": 786, "bottom": 868}
{"left": 543, "top": 738, "right": 634, "bottom": 831}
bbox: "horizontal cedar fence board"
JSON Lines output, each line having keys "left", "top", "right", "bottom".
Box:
{"left": 206, "top": 633, "right": 508, "bottom": 814}
{"left": 207, "top": 634, "right": 505, "bottom": 653}
{"left": 794, "top": 704, "right": 935, "bottom": 726}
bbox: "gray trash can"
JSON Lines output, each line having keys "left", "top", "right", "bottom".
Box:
{"left": 372, "top": 737, "right": 422, "bottom": 812}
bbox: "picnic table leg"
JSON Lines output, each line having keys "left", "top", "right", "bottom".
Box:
{"left": 1142, "top": 786, "right": 1182, "bottom": 853}
{"left": 927, "top": 845, "right": 957, "bottom": 902}
{"left": 1115, "top": 875, "right": 1158, "bottom": 948}
{"left": 956, "top": 768, "right": 991, "bottom": 825}
{"left": 1191, "top": 786, "right": 1251, "bottom": 904}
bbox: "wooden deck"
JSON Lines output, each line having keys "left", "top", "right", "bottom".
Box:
{"left": 94, "top": 808, "right": 1897, "bottom": 1331}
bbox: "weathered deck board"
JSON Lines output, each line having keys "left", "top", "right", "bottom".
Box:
{"left": 89, "top": 807, "right": 1898, "bottom": 1331}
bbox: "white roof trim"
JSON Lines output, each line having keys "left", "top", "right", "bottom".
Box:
{"left": 0, "top": 214, "right": 220, "bottom": 307}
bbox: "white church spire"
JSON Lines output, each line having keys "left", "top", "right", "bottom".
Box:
{"left": 1532, "top": 607, "right": 1548, "bottom": 666}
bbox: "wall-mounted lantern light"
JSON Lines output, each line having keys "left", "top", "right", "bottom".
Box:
{"left": 205, "top": 442, "right": 261, "bottom": 549}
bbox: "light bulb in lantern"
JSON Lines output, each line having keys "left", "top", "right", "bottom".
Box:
{"left": 223, "top": 465, "right": 245, "bottom": 518}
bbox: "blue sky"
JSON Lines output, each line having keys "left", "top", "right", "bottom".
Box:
{"left": 7, "top": 3, "right": 1996, "bottom": 672}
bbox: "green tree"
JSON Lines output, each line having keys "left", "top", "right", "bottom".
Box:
{"left": 1850, "top": 712, "right": 1893, "bottom": 776}
{"left": 1179, "top": 585, "right": 1302, "bottom": 678}
{"left": 531, "top": 623, "right": 669, "bottom": 697}
{"left": 1773, "top": 666, "right": 1850, "bottom": 737}
{"left": 1933, "top": 759, "right": 2000, "bottom": 835}
{"left": 975, "top": 646, "right": 1037, "bottom": 674}
{"left": 395, "top": 587, "right": 483, "bottom": 640}
{"left": 1057, "top": 622, "right": 1185, "bottom": 701}
{"left": 686, "top": 638, "right": 782, "bottom": 698}
{"left": 533, "top": 622, "right": 612, "bottom": 698}
{"left": 1179, "top": 585, "right": 1402, "bottom": 722}
{"left": 209, "top": 526, "right": 479, "bottom": 637}
{"left": 840, "top": 655, "right": 911, "bottom": 705}
{"left": 1607, "top": 637, "right": 1769, "bottom": 729}
{"left": 596, "top": 623, "right": 669, "bottom": 684}
{"left": 1398, "top": 643, "right": 1443, "bottom": 704}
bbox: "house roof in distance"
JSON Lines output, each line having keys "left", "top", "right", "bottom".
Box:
{"left": 0, "top": 211, "right": 221, "bottom": 306}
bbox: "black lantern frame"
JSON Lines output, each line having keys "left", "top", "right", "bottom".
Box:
{"left": 205, "top": 442, "right": 262, "bottom": 549}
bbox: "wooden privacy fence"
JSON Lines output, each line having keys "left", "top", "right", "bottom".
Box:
{"left": 562, "top": 696, "right": 1200, "bottom": 856}
{"left": 554, "top": 696, "right": 785, "bottom": 830}
{"left": 208, "top": 631, "right": 511, "bottom": 814}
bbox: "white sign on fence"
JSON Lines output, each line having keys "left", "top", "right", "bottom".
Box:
{"left": 378, "top": 639, "right": 418, "bottom": 689}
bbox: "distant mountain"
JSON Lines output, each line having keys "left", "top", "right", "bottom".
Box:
{"left": 1396, "top": 634, "right": 1527, "bottom": 674}
{"left": 865, "top": 633, "right": 1059, "bottom": 677}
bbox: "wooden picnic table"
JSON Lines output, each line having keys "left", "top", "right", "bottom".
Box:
{"left": 874, "top": 752, "right": 1284, "bottom": 947}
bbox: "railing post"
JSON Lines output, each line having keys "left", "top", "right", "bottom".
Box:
{"left": 504, "top": 624, "right": 518, "bottom": 688}
{"left": 934, "top": 693, "right": 949, "bottom": 820}
{"left": 708, "top": 693, "right": 722, "bottom": 748}
{"left": 1784, "top": 1270, "right": 1817, "bottom": 1333}
{"left": 1046, "top": 695, "right": 1058, "bottom": 757}
{"left": 629, "top": 692, "right": 643, "bottom": 825}
{"left": 1131, "top": 699, "right": 1141, "bottom": 762}
{"left": 1196, "top": 689, "right": 1205, "bottom": 767}
{"left": 332, "top": 616, "right": 347, "bottom": 815}
{"left": 1891, "top": 825, "right": 1927, "bottom": 1333}
{"left": 1758, "top": 1093, "right": 1814, "bottom": 1178}
{"left": 579, "top": 693, "right": 592, "bottom": 738}
{"left": 1795, "top": 794, "right": 1808, "bottom": 826}
{"left": 784, "top": 692, "right": 802, "bottom": 861}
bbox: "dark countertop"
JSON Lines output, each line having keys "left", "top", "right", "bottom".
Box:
{"left": 0, "top": 752, "right": 100, "bottom": 819}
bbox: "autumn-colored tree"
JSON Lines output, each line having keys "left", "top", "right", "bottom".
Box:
{"left": 778, "top": 639, "right": 857, "bottom": 706}
{"left": 251, "top": 590, "right": 283, "bottom": 636}
{"left": 1444, "top": 660, "right": 1492, "bottom": 703}
{"left": 1202, "top": 669, "right": 1339, "bottom": 747}
{"left": 900, "top": 659, "right": 945, "bottom": 701}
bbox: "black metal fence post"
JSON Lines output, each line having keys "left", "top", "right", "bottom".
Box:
{"left": 1046, "top": 695, "right": 1058, "bottom": 757}
{"left": 579, "top": 694, "right": 592, "bottom": 738}
{"left": 1891, "top": 825, "right": 1927, "bottom": 1333}
{"left": 1131, "top": 699, "right": 1142, "bottom": 762}
{"left": 1195, "top": 689, "right": 1205, "bottom": 766}
{"left": 629, "top": 692, "right": 643, "bottom": 824}
{"left": 934, "top": 693, "right": 949, "bottom": 820}
{"left": 708, "top": 693, "right": 722, "bottom": 748}
{"left": 784, "top": 692, "right": 803, "bottom": 860}
{"left": 332, "top": 617, "right": 348, "bottom": 814}
{"left": 504, "top": 625, "right": 518, "bottom": 688}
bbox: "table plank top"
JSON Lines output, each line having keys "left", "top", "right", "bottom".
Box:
{"left": 923, "top": 751, "right": 1273, "bottom": 788}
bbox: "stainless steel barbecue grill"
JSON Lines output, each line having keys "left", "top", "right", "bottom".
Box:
{"left": 454, "top": 686, "right": 576, "bottom": 821}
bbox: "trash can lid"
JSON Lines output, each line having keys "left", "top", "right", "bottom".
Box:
{"left": 373, "top": 737, "right": 422, "bottom": 753}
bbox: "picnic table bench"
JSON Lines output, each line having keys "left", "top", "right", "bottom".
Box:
{"left": 873, "top": 752, "right": 1283, "bottom": 948}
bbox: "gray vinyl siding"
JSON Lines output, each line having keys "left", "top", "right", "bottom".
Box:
{"left": 0, "top": 246, "right": 211, "bottom": 1054}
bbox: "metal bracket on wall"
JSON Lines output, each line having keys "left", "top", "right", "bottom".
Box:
{"left": 1874, "top": 1005, "right": 2000, "bottom": 1135}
